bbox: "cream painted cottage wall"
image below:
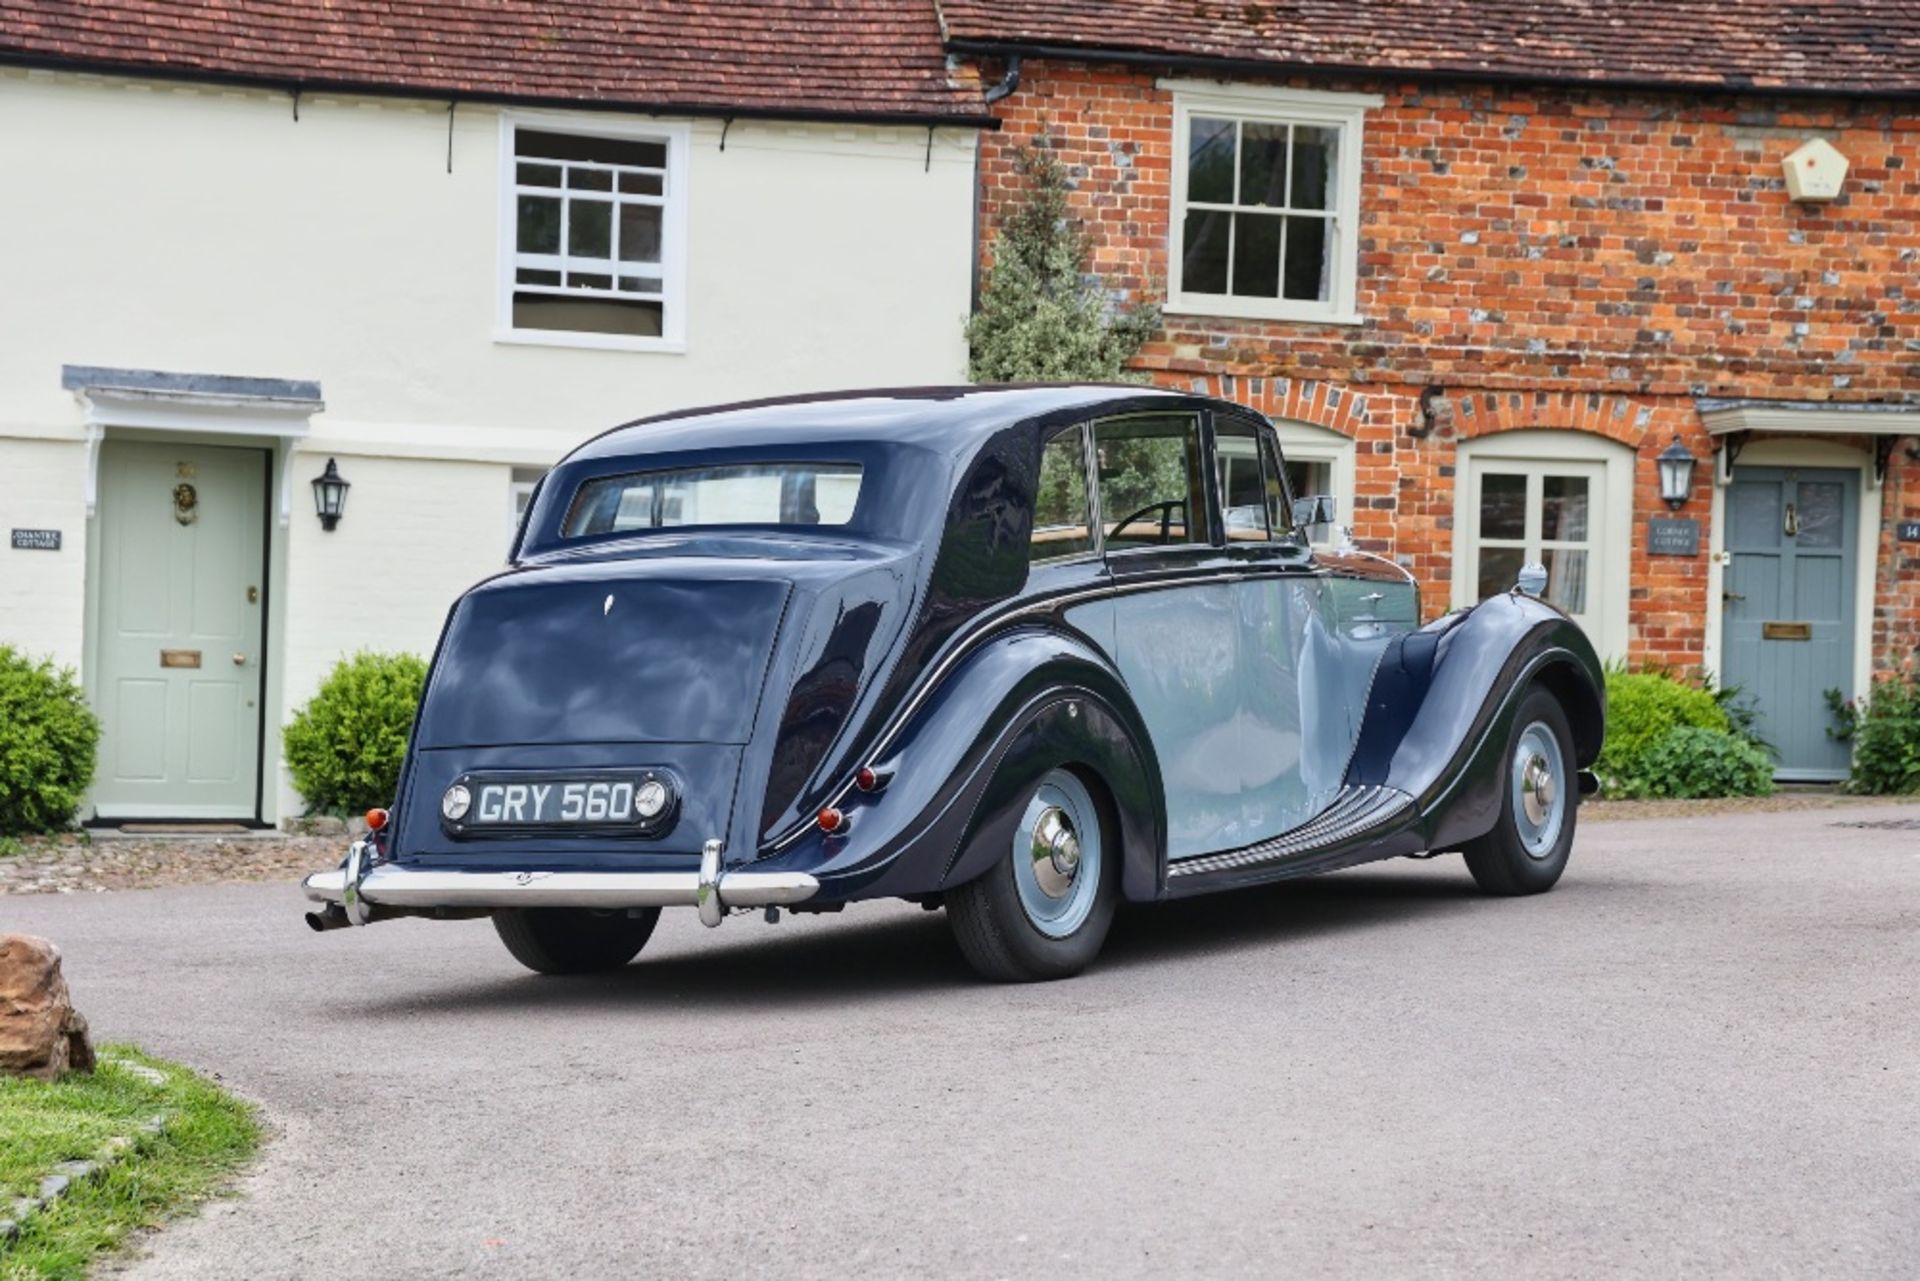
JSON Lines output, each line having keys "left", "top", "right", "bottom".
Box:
{"left": 0, "top": 66, "right": 977, "bottom": 821}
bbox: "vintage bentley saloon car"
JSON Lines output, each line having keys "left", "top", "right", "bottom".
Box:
{"left": 304, "top": 386, "right": 1605, "bottom": 982}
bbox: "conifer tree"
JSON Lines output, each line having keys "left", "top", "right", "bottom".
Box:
{"left": 966, "top": 140, "right": 1161, "bottom": 383}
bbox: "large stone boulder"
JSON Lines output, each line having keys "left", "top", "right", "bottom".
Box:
{"left": 0, "top": 934, "right": 94, "bottom": 1081}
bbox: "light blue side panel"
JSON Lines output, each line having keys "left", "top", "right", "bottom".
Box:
{"left": 1069, "top": 585, "right": 1241, "bottom": 857}
{"left": 1236, "top": 577, "right": 1336, "bottom": 840}
{"left": 1071, "top": 574, "right": 1413, "bottom": 860}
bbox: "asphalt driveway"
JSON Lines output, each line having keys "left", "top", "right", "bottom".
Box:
{"left": 5, "top": 803, "right": 1917, "bottom": 1278}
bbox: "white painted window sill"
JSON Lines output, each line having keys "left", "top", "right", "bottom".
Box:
{"left": 1163, "top": 299, "right": 1365, "bottom": 327}
{"left": 493, "top": 327, "right": 687, "bottom": 355}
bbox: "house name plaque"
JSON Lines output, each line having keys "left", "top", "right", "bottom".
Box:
{"left": 10, "top": 529, "right": 61, "bottom": 551}
{"left": 1646, "top": 518, "right": 1699, "bottom": 557}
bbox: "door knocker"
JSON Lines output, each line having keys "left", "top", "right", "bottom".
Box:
{"left": 1782, "top": 501, "right": 1799, "bottom": 538}
{"left": 173, "top": 482, "right": 199, "bottom": 526}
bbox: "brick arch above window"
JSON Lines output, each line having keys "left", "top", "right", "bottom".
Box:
{"left": 1437, "top": 390, "right": 1656, "bottom": 450}
{"left": 1158, "top": 371, "right": 1368, "bottom": 439}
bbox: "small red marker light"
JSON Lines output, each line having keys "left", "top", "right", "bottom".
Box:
{"left": 855, "top": 767, "right": 880, "bottom": 792}
{"left": 365, "top": 807, "right": 389, "bottom": 832}
{"left": 817, "top": 806, "right": 845, "bottom": 833}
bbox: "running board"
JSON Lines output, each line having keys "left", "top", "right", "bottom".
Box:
{"left": 1167, "top": 784, "right": 1416, "bottom": 881}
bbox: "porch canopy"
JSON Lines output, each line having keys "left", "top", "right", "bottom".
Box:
{"left": 1697, "top": 398, "right": 1920, "bottom": 486}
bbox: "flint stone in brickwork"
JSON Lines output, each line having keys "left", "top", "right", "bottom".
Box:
{"left": 0, "top": 935, "right": 94, "bottom": 1081}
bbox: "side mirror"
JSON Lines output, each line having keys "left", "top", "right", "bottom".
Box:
{"left": 1291, "top": 494, "right": 1337, "bottom": 531}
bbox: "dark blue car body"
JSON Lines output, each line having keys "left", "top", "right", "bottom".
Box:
{"left": 305, "top": 385, "right": 1604, "bottom": 979}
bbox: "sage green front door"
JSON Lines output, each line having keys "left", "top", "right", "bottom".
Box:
{"left": 1722, "top": 465, "right": 1858, "bottom": 781}
{"left": 93, "top": 441, "right": 268, "bottom": 819}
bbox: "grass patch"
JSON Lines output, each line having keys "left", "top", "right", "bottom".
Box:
{"left": 0, "top": 1046, "right": 259, "bottom": 1281}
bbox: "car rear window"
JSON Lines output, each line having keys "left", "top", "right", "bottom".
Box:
{"left": 563, "top": 462, "right": 862, "bottom": 537}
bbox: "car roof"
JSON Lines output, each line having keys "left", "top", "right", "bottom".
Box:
{"left": 564, "top": 384, "right": 1207, "bottom": 464}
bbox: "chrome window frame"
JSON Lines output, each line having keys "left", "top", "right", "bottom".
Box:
{"left": 1088, "top": 409, "right": 1213, "bottom": 560}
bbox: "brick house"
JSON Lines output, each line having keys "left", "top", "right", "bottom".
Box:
{"left": 945, "top": 0, "right": 1920, "bottom": 779}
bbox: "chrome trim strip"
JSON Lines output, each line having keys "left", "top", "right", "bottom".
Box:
{"left": 1166, "top": 784, "right": 1415, "bottom": 878}
{"left": 301, "top": 863, "right": 819, "bottom": 912}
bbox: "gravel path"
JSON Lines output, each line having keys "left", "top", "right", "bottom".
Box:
{"left": 3, "top": 793, "right": 1913, "bottom": 895}
{"left": 0, "top": 834, "right": 340, "bottom": 897}
{"left": 1582, "top": 791, "right": 1920, "bottom": 822}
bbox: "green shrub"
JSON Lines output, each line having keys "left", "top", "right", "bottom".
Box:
{"left": 283, "top": 651, "right": 427, "bottom": 816}
{"left": 0, "top": 646, "right": 100, "bottom": 834}
{"left": 1826, "top": 667, "right": 1920, "bottom": 795}
{"left": 1629, "top": 725, "right": 1775, "bottom": 799}
{"left": 1596, "top": 668, "right": 1730, "bottom": 796}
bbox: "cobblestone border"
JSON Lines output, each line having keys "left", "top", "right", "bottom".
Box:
{"left": 0, "top": 1059, "right": 172, "bottom": 1243}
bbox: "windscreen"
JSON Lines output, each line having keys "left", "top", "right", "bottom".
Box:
{"left": 563, "top": 462, "right": 862, "bottom": 537}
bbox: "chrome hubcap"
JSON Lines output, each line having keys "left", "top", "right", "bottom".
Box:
{"left": 1013, "top": 771, "right": 1102, "bottom": 938}
{"left": 1029, "top": 806, "right": 1082, "bottom": 897}
{"left": 1520, "top": 755, "right": 1556, "bottom": 826}
{"left": 1510, "top": 722, "right": 1567, "bottom": 859}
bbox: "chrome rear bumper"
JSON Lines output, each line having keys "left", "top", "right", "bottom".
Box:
{"left": 302, "top": 838, "right": 818, "bottom": 929}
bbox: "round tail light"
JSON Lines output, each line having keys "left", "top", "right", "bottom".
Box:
{"left": 817, "top": 806, "right": 846, "bottom": 833}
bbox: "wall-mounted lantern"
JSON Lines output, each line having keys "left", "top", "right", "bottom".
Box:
{"left": 312, "top": 458, "right": 350, "bottom": 531}
{"left": 1656, "top": 435, "right": 1697, "bottom": 510}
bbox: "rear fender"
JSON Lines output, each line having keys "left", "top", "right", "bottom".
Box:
{"left": 748, "top": 625, "right": 1164, "bottom": 903}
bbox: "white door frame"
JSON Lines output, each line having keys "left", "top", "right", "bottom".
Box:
{"left": 1704, "top": 436, "right": 1880, "bottom": 706}
{"left": 72, "top": 377, "right": 318, "bottom": 826}
{"left": 1450, "top": 429, "right": 1635, "bottom": 662}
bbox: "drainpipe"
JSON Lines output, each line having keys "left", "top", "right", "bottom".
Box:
{"left": 971, "top": 57, "right": 1023, "bottom": 312}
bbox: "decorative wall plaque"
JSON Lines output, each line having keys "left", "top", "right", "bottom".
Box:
{"left": 1647, "top": 517, "right": 1700, "bottom": 557}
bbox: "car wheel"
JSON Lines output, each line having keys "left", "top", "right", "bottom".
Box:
{"left": 492, "top": 907, "right": 661, "bottom": 975}
{"left": 1461, "top": 685, "right": 1579, "bottom": 896}
{"left": 947, "top": 767, "right": 1119, "bottom": 982}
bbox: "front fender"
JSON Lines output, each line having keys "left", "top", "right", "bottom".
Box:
{"left": 1347, "top": 593, "right": 1605, "bottom": 849}
{"left": 747, "top": 624, "right": 1164, "bottom": 903}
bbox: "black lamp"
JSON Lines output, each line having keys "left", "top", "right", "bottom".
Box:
{"left": 1656, "top": 435, "right": 1697, "bottom": 510}
{"left": 312, "top": 458, "right": 350, "bottom": 531}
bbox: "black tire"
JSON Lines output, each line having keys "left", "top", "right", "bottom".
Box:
{"left": 1461, "top": 685, "right": 1579, "bottom": 896}
{"left": 492, "top": 907, "right": 660, "bottom": 975}
{"left": 947, "top": 767, "right": 1119, "bottom": 983}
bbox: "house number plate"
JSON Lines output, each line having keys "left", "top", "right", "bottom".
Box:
{"left": 1761, "top": 622, "right": 1813, "bottom": 642}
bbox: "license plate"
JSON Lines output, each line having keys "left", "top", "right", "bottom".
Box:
{"left": 443, "top": 770, "right": 677, "bottom": 836}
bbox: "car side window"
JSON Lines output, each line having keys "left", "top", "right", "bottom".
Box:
{"left": 1095, "top": 413, "right": 1205, "bottom": 552}
{"left": 1031, "top": 423, "right": 1095, "bottom": 562}
{"left": 1215, "top": 418, "right": 1272, "bottom": 542}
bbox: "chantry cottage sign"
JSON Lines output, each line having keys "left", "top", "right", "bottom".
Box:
{"left": 10, "top": 529, "right": 62, "bottom": 551}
